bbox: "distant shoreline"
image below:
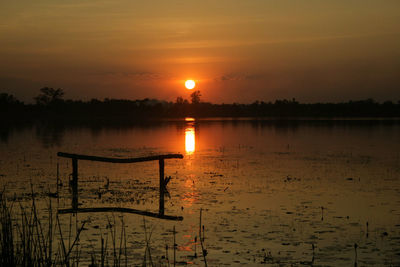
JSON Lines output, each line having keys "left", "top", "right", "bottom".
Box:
{"left": 2, "top": 92, "right": 400, "bottom": 122}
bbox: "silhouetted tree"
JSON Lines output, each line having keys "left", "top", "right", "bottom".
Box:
{"left": 34, "top": 87, "right": 65, "bottom": 105}
{"left": 0, "top": 93, "right": 23, "bottom": 113}
{"left": 0, "top": 93, "right": 21, "bottom": 105}
{"left": 175, "top": 96, "right": 189, "bottom": 105}
{"left": 176, "top": 96, "right": 184, "bottom": 104}
{"left": 190, "top": 90, "right": 201, "bottom": 104}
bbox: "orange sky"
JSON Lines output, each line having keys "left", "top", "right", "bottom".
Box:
{"left": 1, "top": 0, "right": 400, "bottom": 103}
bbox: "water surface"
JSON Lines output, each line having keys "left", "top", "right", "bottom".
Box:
{"left": 1, "top": 119, "right": 399, "bottom": 265}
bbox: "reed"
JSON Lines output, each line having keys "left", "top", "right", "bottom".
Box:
{"left": 0, "top": 191, "right": 131, "bottom": 267}
{"left": 0, "top": 189, "right": 59, "bottom": 266}
{"left": 142, "top": 217, "right": 154, "bottom": 266}
{"left": 199, "top": 208, "right": 208, "bottom": 267}
{"left": 1, "top": 186, "right": 205, "bottom": 266}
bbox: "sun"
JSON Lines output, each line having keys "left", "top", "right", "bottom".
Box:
{"left": 185, "top": 80, "right": 196, "bottom": 90}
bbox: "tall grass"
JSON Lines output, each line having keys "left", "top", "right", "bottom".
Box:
{"left": 0, "top": 192, "right": 130, "bottom": 267}
{"left": 0, "top": 191, "right": 197, "bottom": 267}
{"left": 0, "top": 178, "right": 213, "bottom": 267}
{"left": 0, "top": 191, "right": 80, "bottom": 267}
{"left": 0, "top": 189, "right": 60, "bottom": 267}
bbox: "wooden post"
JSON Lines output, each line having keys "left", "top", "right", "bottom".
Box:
{"left": 72, "top": 158, "right": 78, "bottom": 210}
{"left": 159, "top": 158, "right": 165, "bottom": 216}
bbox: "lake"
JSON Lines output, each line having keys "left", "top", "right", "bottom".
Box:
{"left": 1, "top": 119, "right": 399, "bottom": 266}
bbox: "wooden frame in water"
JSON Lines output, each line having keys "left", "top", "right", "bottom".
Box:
{"left": 57, "top": 152, "right": 184, "bottom": 221}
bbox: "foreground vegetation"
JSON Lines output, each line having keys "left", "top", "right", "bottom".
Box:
{"left": 0, "top": 193, "right": 127, "bottom": 266}
{"left": 0, "top": 190, "right": 208, "bottom": 267}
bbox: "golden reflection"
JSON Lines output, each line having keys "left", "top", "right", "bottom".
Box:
{"left": 182, "top": 175, "right": 199, "bottom": 208}
{"left": 185, "top": 126, "right": 195, "bottom": 154}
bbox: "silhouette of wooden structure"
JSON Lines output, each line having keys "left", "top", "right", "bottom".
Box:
{"left": 57, "top": 152, "right": 184, "bottom": 221}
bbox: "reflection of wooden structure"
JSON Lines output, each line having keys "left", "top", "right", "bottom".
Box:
{"left": 57, "top": 152, "right": 184, "bottom": 221}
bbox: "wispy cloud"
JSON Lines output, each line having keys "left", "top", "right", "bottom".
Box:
{"left": 215, "top": 73, "right": 266, "bottom": 82}
{"left": 137, "top": 31, "right": 400, "bottom": 51}
{"left": 91, "top": 71, "right": 169, "bottom": 80}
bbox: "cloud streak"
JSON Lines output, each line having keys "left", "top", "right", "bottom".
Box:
{"left": 91, "top": 71, "right": 170, "bottom": 81}
{"left": 215, "top": 73, "right": 266, "bottom": 82}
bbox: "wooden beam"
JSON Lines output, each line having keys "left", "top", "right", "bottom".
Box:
{"left": 57, "top": 152, "right": 183, "bottom": 163}
{"left": 58, "top": 207, "right": 183, "bottom": 221}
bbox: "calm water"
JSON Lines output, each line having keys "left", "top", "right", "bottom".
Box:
{"left": 1, "top": 119, "right": 400, "bottom": 266}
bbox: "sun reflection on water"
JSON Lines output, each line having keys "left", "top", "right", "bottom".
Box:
{"left": 182, "top": 175, "right": 199, "bottom": 208}
{"left": 185, "top": 119, "right": 195, "bottom": 154}
{"left": 185, "top": 117, "right": 195, "bottom": 122}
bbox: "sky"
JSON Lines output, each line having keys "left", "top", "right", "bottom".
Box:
{"left": 1, "top": 0, "right": 400, "bottom": 103}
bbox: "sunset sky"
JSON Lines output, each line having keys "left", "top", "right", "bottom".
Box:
{"left": 1, "top": 0, "right": 399, "bottom": 103}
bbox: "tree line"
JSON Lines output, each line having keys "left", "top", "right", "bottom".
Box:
{"left": 1, "top": 87, "right": 400, "bottom": 122}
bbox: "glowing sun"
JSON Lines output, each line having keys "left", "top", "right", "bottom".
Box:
{"left": 185, "top": 80, "right": 196, "bottom": 90}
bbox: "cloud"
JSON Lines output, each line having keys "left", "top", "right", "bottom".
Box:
{"left": 139, "top": 31, "right": 400, "bottom": 52}
{"left": 215, "top": 73, "right": 266, "bottom": 82}
{"left": 91, "top": 71, "right": 169, "bottom": 81}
